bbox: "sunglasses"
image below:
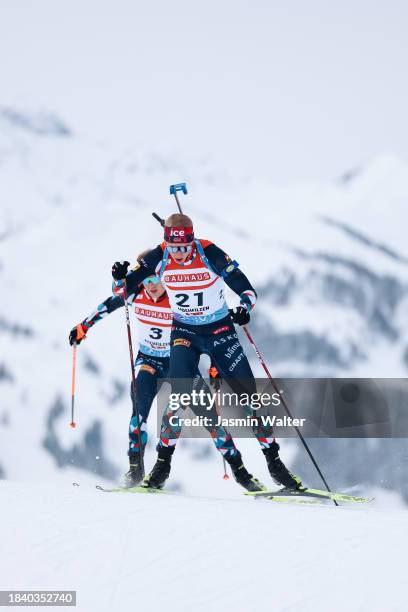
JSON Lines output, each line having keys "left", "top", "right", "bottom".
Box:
{"left": 167, "top": 245, "right": 193, "bottom": 253}
{"left": 143, "top": 276, "right": 161, "bottom": 287}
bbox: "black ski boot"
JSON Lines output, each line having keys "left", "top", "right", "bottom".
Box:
{"left": 142, "top": 446, "right": 174, "bottom": 489}
{"left": 124, "top": 450, "right": 145, "bottom": 488}
{"left": 262, "top": 442, "right": 302, "bottom": 490}
{"left": 225, "top": 451, "right": 266, "bottom": 492}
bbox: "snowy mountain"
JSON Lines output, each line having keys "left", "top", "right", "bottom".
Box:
{"left": 1, "top": 107, "right": 408, "bottom": 501}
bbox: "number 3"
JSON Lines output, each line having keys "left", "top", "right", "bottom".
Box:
{"left": 149, "top": 328, "right": 163, "bottom": 339}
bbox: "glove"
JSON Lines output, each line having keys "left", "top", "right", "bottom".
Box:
{"left": 229, "top": 306, "right": 250, "bottom": 326}
{"left": 112, "top": 260, "right": 130, "bottom": 280}
{"left": 69, "top": 323, "right": 88, "bottom": 346}
{"left": 209, "top": 364, "right": 222, "bottom": 391}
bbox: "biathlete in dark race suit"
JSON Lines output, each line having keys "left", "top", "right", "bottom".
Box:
{"left": 111, "top": 214, "right": 303, "bottom": 491}
{"left": 69, "top": 256, "right": 260, "bottom": 489}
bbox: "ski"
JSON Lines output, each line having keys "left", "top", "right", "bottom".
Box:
{"left": 301, "top": 487, "right": 373, "bottom": 503}
{"left": 92, "top": 484, "right": 322, "bottom": 504}
{"left": 74, "top": 482, "right": 369, "bottom": 504}
{"left": 254, "top": 496, "right": 324, "bottom": 506}
{"left": 95, "top": 484, "right": 170, "bottom": 495}
{"left": 244, "top": 487, "right": 373, "bottom": 503}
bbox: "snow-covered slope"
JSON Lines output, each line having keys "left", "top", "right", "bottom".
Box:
{"left": 1, "top": 481, "right": 406, "bottom": 612}
{"left": 1, "top": 107, "right": 408, "bottom": 500}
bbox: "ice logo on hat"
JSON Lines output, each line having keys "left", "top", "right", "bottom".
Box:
{"left": 164, "top": 225, "right": 194, "bottom": 243}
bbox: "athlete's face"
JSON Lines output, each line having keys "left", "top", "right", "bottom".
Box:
{"left": 166, "top": 242, "right": 193, "bottom": 264}
{"left": 145, "top": 280, "right": 166, "bottom": 299}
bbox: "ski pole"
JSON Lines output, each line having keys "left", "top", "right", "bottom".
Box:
{"left": 122, "top": 282, "right": 145, "bottom": 479}
{"left": 243, "top": 326, "right": 338, "bottom": 506}
{"left": 216, "top": 396, "right": 230, "bottom": 481}
{"left": 222, "top": 456, "right": 229, "bottom": 479}
{"left": 209, "top": 366, "right": 229, "bottom": 480}
{"left": 69, "top": 325, "right": 86, "bottom": 428}
{"left": 70, "top": 343, "right": 78, "bottom": 428}
{"left": 169, "top": 183, "right": 188, "bottom": 213}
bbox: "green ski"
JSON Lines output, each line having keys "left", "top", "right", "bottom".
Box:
{"left": 96, "top": 485, "right": 170, "bottom": 495}
{"left": 94, "top": 485, "right": 323, "bottom": 504}
{"left": 253, "top": 496, "right": 324, "bottom": 506}
{"left": 245, "top": 487, "right": 373, "bottom": 503}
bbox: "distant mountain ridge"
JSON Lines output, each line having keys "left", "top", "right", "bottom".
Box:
{"left": 1, "top": 108, "right": 407, "bottom": 497}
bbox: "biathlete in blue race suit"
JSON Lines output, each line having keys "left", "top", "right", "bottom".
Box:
{"left": 111, "top": 214, "right": 303, "bottom": 491}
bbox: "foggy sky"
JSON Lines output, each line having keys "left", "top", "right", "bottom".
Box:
{"left": 1, "top": 0, "right": 407, "bottom": 183}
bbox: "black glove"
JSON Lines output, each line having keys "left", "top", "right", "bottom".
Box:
{"left": 229, "top": 306, "right": 250, "bottom": 326}
{"left": 69, "top": 323, "right": 88, "bottom": 346}
{"left": 112, "top": 260, "right": 130, "bottom": 280}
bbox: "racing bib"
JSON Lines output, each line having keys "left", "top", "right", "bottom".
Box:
{"left": 133, "top": 290, "right": 173, "bottom": 357}
{"left": 158, "top": 240, "right": 229, "bottom": 325}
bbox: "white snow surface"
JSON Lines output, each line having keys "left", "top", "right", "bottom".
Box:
{"left": 1, "top": 480, "right": 407, "bottom": 612}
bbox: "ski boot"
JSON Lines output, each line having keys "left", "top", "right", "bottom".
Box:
{"left": 142, "top": 445, "right": 174, "bottom": 489}
{"left": 124, "top": 450, "right": 145, "bottom": 488}
{"left": 225, "top": 451, "right": 266, "bottom": 492}
{"left": 262, "top": 442, "right": 302, "bottom": 490}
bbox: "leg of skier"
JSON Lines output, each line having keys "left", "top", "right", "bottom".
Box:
{"left": 142, "top": 340, "right": 201, "bottom": 488}
{"left": 154, "top": 386, "right": 240, "bottom": 460}
{"left": 125, "top": 354, "right": 167, "bottom": 486}
{"left": 144, "top": 328, "right": 266, "bottom": 491}
{"left": 210, "top": 327, "right": 302, "bottom": 490}
{"left": 189, "top": 373, "right": 266, "bottom": 491}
